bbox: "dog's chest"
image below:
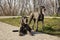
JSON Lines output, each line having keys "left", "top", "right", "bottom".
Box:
{"left": 33, "top": 12, "right": 39, "bottom": 19}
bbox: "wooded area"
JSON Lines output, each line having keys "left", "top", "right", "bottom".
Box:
{"left": 0, "top": 0, "right": 60, "bottom": 16}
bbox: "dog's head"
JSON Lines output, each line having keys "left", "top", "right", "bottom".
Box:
{"left": 21, "top": 16, "right": 28, "bottom": 25}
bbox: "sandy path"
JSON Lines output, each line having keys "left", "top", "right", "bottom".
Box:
{"left": 0, "top": 22, "right": 60, "bottom": 40}
{"left": 0, "top": 16, "right": 60, "bottom": 19}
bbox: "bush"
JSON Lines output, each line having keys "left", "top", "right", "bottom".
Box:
{"left": 44, "top": 24, "right": 55, "bottom": 32}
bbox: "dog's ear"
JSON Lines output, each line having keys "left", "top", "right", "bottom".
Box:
{"left": 26, "top": 18, "right": 28, "bottom": 23}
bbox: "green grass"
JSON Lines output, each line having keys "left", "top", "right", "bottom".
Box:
{"left": 0, "top": 17, "right": 60, "bottom": 37}
{"left": 0, "top": 17, "right": 20, "bottom": 27}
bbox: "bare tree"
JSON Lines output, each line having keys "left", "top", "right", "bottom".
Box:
{"left": 0, "top": 0, "right": 59, "bottom": 16}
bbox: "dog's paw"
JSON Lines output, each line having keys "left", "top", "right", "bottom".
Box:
{"left": 19, "top": 33, "right": 24, "bottom": 36}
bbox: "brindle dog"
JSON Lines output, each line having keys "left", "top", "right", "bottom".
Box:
{"left": 19, "top": 16, "right": 34, "bottom": 36}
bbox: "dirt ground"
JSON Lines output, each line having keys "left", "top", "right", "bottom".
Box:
{"left": 0, "top": 22, "right": 60, "bottom": 40}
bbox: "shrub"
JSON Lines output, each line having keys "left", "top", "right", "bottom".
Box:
{"left": 44, "top": 24, "right": 55, "bottom": 32}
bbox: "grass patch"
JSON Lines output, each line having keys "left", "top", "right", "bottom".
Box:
{"left": 0, "top": 17, "right": 60, "bottom": 37}
{"left": 0, "top": 17, "right": 20, "bottom": 27}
